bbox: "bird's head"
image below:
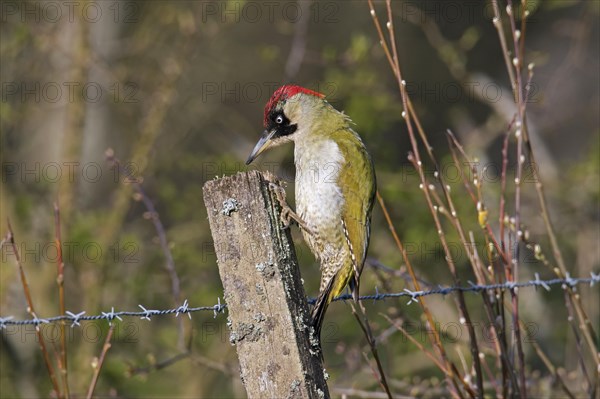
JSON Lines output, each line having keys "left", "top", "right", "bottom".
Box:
{"left": 246, "top": 85, "right": 326, "bottom": 165}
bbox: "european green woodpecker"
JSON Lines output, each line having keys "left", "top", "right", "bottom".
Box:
{"left": 246, "top": 85, "right": 376, "bottom": 337}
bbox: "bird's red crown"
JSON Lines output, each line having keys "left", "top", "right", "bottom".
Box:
{"left": 264, "top": 85, "right": 324, "bottom": 127}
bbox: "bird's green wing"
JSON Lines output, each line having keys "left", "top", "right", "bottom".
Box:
{"left": 336, "top": 132, "right": 376, "bottom": 300}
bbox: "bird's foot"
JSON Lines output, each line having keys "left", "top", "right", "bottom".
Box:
{"left": 269, "top": 182, "right": 313, "bottom": 235}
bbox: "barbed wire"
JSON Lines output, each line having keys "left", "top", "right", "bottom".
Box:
{"left": 1, "top": 273, "right": 597, "bottom": 329}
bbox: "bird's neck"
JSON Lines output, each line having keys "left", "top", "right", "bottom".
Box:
{"left": 292, "top": 102, "right": 351, "bottom": 169}
{"left": 294, "top": 133, "right": 346, "bottom": 177}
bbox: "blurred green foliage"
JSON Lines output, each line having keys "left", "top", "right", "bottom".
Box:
{"left": 1, "top": 0, "right": 598, "bottom": 397}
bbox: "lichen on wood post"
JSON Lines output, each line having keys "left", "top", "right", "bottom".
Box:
{"left": 203, "top": 171, "right": 329, "bottom": 399}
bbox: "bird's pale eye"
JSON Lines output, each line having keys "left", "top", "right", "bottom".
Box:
{"left": 275, "top": 115, "right": 284, "bottom": 124}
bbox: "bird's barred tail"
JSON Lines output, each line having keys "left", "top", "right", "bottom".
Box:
{"left": 349, "top": 272, "right": 360, "bottom": 302}
{"left": 310, "top": 276, "right": 337, "bottom": 339}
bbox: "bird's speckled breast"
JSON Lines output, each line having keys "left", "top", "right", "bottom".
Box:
{"left": 294, "top": 139, "right": 347, "bottom": 266}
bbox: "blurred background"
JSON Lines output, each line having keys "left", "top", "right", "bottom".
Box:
{"left": 1, "top": 0, "right": 598, "bottom": 397}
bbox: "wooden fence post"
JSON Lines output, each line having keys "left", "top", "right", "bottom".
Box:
{"left": 203, "top": 171, "right": 329, "bottom": 399}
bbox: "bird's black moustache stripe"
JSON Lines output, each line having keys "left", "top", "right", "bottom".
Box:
{"left": 274, "top": 123, "right": 297, "bottom": 137}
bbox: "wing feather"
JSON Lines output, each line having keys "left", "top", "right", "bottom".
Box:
{"left": 336, "top": 131, "right": 376, "bottom": 300}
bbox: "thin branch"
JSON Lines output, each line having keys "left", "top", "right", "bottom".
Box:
{"left": 379, "top": 0, "right": 482, "bottom": 394}
{"left": 491, "top": 0, "right": 516, "bottom": 91}
{"left": 54, "top": 203, "right": 70, "bottom": 398}
{"left": 381, "top": 314, "right": 449, "bottom": 374}
{"left": 105, "top": 149, "right": 185, "bottom": 351}
{"left": 86, "top": 324, "right": 115, "bottom": 399}
{"left": 563, "top": 291, "right": 593, "bottom": 390}
{"left": 499, "top": 127, "right": 511, "bottom": 257}
{"left": 350, "top": 301, "right": 393, "bottom": 399}
{"left": 529, "top": 340, "right": 575, "bottom": 399}
{"left": 443, "top": 130, "right": 521, "bottom": 396}
{"left": 5, "top": 223, "right": 61, "bottom": 397}
{"left": 128, "top": 352, "right": 191, "bottom": 376}
{"left": 366, "top": 257, "right": 433, "bottom": 288}
{"left": 374, "top": 191, "right": 466, "bottom": 398}
{"left": 367, "top": 2, "right": 467, "bottom": 394}
{"left": 492, "top": 2, "right": 527, "bottom": 395}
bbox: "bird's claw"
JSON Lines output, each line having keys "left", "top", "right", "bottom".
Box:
{"left": 269, "top": 182, "right": 313, "bottom": 235}
{"left": 279, "top": 207, "right": 292, "bottom": 230}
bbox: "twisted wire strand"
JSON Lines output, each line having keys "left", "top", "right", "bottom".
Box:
{"left": 1, "top": 274, "right": 597, "bottom": 328}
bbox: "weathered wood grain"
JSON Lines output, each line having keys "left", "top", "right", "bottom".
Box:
{"left": 203, "top": 170, "right": 329, "bottom": 399}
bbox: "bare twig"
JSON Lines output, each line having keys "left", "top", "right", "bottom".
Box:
{"left": 375, "top": 193, "right": 466, "bottom": 398}
{"left": 366, "top": 257, "right": 433, "bottom": 288}
{"left": 5, "top": 223, "right": 61, "bottom": 397}
{"left": 86, "top": 324, "right": 115, "bottom": 399}
{"left": 371, "top": 1, "right": 484, "bottom": 395}
{"left": 444, "top": 128, "right": 523, "bottom": 394}
{"left": 492, "top": 0, "right": 598, "bottom": 392}
{"left": 367, "top": 2, "right": 466, "bottom": 393}
{"left": 105, "top": 149, "right": 185, "bottom": 351}
{"left": 504, "top": 3, "right": 527, "bottom": 395}
{"left": 563, "top": 291, "right": 593, "bottom": 390}
{"left": 128, "top": 352, "right": 191, "bottom": 376}
{"left": 54, "top": 203, "right": 70, "bottom": 398}
{"left": 381, "top": 315, "right": 449, "bottom": 374}
{"left": 528, "top": 340, "right": 575, "bottom": 399}
{"left": 127, "top": 329, "right": 235, "bottom": 378}
{"left": 350, "top": 301, "right": 393, "bottom": 399}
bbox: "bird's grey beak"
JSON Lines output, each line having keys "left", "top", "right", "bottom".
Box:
{"left": 246, "top": 129, "right": 276, "bottom": 165}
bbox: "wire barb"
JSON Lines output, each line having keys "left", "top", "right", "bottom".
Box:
{"left": 0, "top": 316, "right": 14, "bottom": 329}
{"left": 213, "top": 297, "right": 224, "bottom": 318}
{"left": 65, "top": 311, "right": 86, "bottom": 328}
{"left": 175, "top": 299, "right": 191, "bottom": 320}
{"left": 403, "top": 288, "right": 422, "bottom": 305}
{"left": 138, "top": 305, "right": 158, "bottom": 321}
{"left": 590, "top": 272, "right": 599, "bottom": 287}
{"left": 102, "top": 307, "right": 123, "bottom": 326}
{"left": 534, "top": 273, "right": 551, "bottom": 291}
